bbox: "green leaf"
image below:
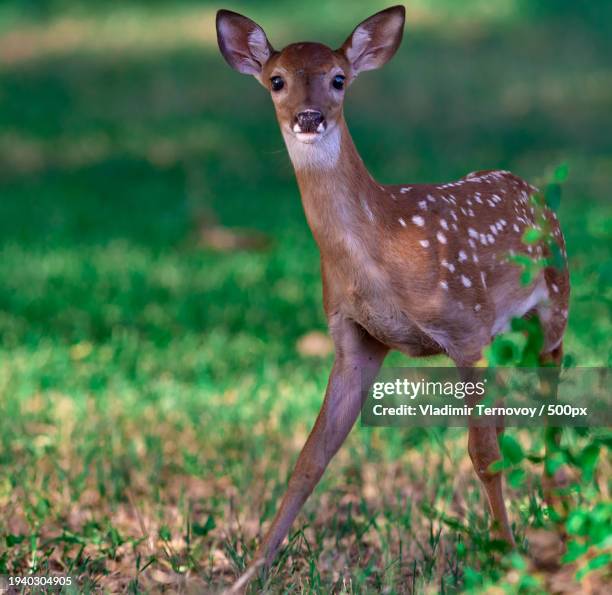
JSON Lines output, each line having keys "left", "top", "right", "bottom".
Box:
{"left": 507, "top": 253, "right": 533, "bottom": 267}
{"left": 562, "top": 539, "right": 589, "bottom": 563}
{"left": 510, "top": 552, "right": 527, "bottom": 570}
{"left": 522, "top": 227, "right": 543, "bottom": 244}
{"left": 576, "top": 552, "right": 612, "bottom": 581}
{"left": 520, "top": 271, "right": 532, "bottom": 287}
{"left": 545, "top": 183, "right": 562, "bottom": 210}
{"left": 488, "top": 459, "right": 507, "bottom": 473}
{"left": 5, "top": 534, "right": 25, "bottom": 547}
{"left": 158, "top": 525, "right": 171, "bottom": 541}
{"left": 566, "top": 509, "right": 587, "bottom": 536}
{"left": 488, "top": 332, "right": 526, "bottom": 366}
{"left": 545, "top": 451, "right": 566, "bottom": 476}
{"left": 108, "top": 526, "right": 124, "bottom": 548}
{"left": 511, "top": 316, "right": 546, "bottom": 364}
{"left": 562, "top": 353, "right": 576, "bottom": 369}
{"left": 192, "top": 515, "right": 216, "bottom": 537}
{"left": 553, "top": 163, "right": 569, "bottom": 183}
{"left": 578, "top": 444, "right": 600, "bottom": 481}
{"left": 463, "top": 566, "right": 483, "bottom": 589}
{"left": 501, "top": 434, "right": 524, "bottom": 465}
{"left": 546, "top": 241, "right": 566, "bottom": 270}
{"left": 508, "top": 467, "right": 526, "bottom": 488}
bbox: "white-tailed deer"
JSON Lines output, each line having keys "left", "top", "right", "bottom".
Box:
{"left": 216, "top": 4, "right": 569, "bottom": 581}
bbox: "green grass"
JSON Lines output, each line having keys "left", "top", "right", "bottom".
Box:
{"left": 0, "top": 1, "right": 610, "bottom": 592}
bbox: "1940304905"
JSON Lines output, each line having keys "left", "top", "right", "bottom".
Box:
{"left": 3, "top": 575, "right": 73, "bottom": 588}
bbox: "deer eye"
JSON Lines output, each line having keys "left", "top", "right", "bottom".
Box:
{"left": 332, "top": 75, "right": 345, "bottom": 90}
{"left": 270, "top": 76, "right": 284, "bottom": 91}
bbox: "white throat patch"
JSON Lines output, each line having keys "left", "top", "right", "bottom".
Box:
{"left": 282, "top": 126, "right": 341, "bottom": 171}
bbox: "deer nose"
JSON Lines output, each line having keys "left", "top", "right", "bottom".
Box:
{"left": 294, "top": 110, "right": 325, "bottom": 134}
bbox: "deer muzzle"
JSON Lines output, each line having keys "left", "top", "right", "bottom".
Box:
{"left": 294, "top": 110, "right": 326, "bottom": 135}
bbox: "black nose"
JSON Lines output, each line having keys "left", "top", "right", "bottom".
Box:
{"left": 295, "top": 110, "right": 325, "bottom": 133}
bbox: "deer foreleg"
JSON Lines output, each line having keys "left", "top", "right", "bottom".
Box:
{"left": 249, "top": 319, "right": 387, "bottom": 574}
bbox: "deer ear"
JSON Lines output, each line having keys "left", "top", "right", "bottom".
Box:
{"left": 216, "top": 10, "right": 274, "bottom": 77}
{"left": 340, "top": 5, "right": 405, "bottom": 76}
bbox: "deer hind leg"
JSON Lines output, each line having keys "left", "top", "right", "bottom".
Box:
{"left": 467, "top": 425, "right": 515, "bottom": 545}
{"left": 460, "top": 366, "right": 515, "bottom": 545}
{"left": 538, "top": 343, "right": 571, "bottom": 512}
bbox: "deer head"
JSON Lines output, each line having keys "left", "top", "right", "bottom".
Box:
{"left": 216, "top": 6, "right": 405, "bottom": 156}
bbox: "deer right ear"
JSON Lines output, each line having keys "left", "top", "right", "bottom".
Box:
{"left": 216, "top": 10, "right": 274, "bottom": 78}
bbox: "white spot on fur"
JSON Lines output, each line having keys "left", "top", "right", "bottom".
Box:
{"left": 458, "top": 250, "right": 467, "bottom": 262}
{"left": 398, "top": 217, "right": 406, "bottom": 227}
{"left": 461, "top": 275, "right": 472, "bottom": 288}
{"left": 437, "top": 231, "right": 447, "bottom": 244}
{"left": 441, "top": 259, "right": 455, "bottom": 272}
{"left": 419, "top": 239, "right": 430, "bottom": 248}
{"left": 412, "top": 215, "right": 425, "bottom": 227}
{"left": 440, "top": 280, "right": 448, "bottom": 290}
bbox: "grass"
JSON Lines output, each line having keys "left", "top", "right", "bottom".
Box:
{"left": 0, "top": 1, "right": 610, "bottom": 592}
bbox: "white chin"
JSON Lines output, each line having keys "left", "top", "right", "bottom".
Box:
{"left": 295, "top": 132, "right": 322, "bottom": 144}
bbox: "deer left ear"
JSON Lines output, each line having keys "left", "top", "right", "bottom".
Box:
{"left": 340, "top": 5, "right": 405, "bottom": 76}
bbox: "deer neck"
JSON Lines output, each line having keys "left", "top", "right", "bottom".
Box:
{"left": 281, "top": 116, "right": 380, "bottom": 256}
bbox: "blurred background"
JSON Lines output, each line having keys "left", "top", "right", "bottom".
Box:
{"left": 0, "top": 1, "right": 610, "bottom": 592}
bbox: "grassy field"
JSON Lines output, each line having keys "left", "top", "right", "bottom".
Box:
{"left": 0, "top": 1, "right": 610, "bottom": 592}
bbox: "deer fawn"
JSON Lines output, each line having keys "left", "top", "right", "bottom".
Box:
{"left": 216, "top": 4, "right": 569, "bottom": 581}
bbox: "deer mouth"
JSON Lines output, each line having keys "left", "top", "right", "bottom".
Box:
{"left": 293, "top": 123, "right": 327, "bottom": 144}
{"left": 292, "top": 113, "right": 327, "bottom": 143}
